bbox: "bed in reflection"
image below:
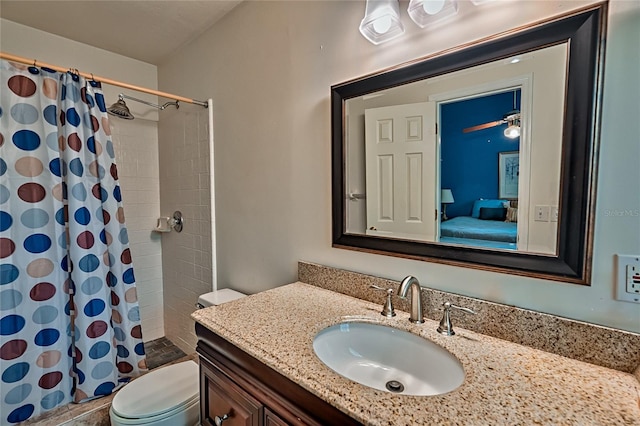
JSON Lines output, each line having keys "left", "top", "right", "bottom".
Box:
{"left": 440, "top": 199, "right": 517, "bottom": 250}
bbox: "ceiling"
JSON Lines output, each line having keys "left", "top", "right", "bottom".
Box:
{"left": 0, "top": 0, "right": 243, "bottom": 65}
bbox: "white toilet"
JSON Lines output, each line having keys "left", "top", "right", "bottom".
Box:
{"left": 109, "top": 289, "right": 246, "bottom": 426}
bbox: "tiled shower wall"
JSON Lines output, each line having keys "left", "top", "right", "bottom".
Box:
{"left": 158, "top": 107, "right": 213, "bottom": 354}
{"left": 110, "top": 118, "right": 164, "bottom": 342}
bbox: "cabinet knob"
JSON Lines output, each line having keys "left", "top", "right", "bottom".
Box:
{"left": 215, "top": 413, "right": 230, "bottom": 425}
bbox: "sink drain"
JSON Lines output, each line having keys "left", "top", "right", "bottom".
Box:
{"left": 385, "top": 380, "right": 405, "bottom": 393}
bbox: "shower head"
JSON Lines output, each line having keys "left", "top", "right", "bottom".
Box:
{"left": 107, "top": 94, "right": 180, "bottom": 120}
{"left": 107, "top": 96, "right": 134, "bottom": 120}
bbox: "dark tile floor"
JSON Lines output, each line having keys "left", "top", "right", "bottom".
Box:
{"left": 144, "top": 336, "right": 188, "bottom": 369}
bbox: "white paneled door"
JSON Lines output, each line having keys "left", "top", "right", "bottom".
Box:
{"left": 365, "top": 102, "right": 437, "bottom": 242}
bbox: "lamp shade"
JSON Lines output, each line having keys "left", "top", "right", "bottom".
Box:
{"left": 407, "top": 0, "right": 459, "bottom": 29}
{"left": 359, "top": 0, "right": 405, "bottom": 45}
{"left": 441, "top": 189, "right": 454, "bottom": 204}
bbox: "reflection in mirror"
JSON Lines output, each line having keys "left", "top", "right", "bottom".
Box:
{"left": 439, "top": 91, "right": 523, "bottom": 252}
{"left": 345, "top": 44, "right": 567, "bottom": 255}
{"left": 332, "top": 4, "right": 606, "bottom": 283}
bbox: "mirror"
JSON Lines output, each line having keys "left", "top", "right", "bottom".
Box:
{"left": 331, "top": 4, "right": 606, "bottom": 284}
{"left": 344, "top": 44, "right": 566, "bottom": 255}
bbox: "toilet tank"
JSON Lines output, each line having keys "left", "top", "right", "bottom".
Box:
{"left": 197, "top": 288, "right": 245, "bottom": 308}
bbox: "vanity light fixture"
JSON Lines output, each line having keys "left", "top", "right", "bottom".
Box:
{"left": 359, "top": 0, "right": 405, "bottom": 45}
{"left": 360, "top": 0, "right": 488, "bottom": 45}
{"left": 407, "top": 0, "right": 459, "bottom": 29}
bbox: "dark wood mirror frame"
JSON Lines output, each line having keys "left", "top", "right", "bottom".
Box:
{"left": 331, "top": 3, "right": 607, "bottom": 284}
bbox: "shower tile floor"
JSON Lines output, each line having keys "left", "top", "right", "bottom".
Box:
{"left": 19, "top": 337, "right": 194, "bottom": 426}
{"left": 143, "top": 336, "right": 188, "bottom": 369}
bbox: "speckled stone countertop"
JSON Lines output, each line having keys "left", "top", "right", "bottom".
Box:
{"left": 192, "top": 282, "right": 640, "bottom": 425}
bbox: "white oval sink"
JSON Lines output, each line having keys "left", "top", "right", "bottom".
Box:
{"left": 313, "top": 322, "right": 464, "bottom": 396}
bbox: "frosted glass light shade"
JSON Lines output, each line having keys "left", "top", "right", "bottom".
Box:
{"left": 359, "top": 0, "right": 405, "bottom": 45}
{"left": 504, "top": 124, "right": 521, "bottom": 139}
{"left": 407, "top": 0, "right": 459, "bottom": 29}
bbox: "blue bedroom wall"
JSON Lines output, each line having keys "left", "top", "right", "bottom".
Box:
{"left": 440, "top": 90, "right": 521, "bottom": 218}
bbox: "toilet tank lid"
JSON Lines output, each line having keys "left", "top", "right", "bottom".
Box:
{"left": 111, "top": 360, "right": 199, "bottom": 419}
{"left": 198, "top": 288, "right": 246, "bottom": 307}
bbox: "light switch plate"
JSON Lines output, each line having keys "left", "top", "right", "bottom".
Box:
{"left": 535, "top": 205, "right": 550, "bottom": 222}
{"left": 615, "top": 254, "right": 640, "bottom": 303}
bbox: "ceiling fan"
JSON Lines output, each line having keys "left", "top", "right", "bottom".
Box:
{"left": 462, "top": 90, "right": 521, "bottom": 139}
{"left": 462, "top": 110, "right": 521, "bottom": 138}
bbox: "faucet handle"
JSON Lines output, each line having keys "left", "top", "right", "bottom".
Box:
{"left": 437, "top": 302, "right": 476, "bottom": 336}
{"left": 369, "top": 285, "right": 396, "bottom": 317}
{"left": 448, "top": 302, "right": 475, "bottom": 315}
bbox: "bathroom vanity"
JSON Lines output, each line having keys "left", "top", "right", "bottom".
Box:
{"left": 197, "top": 322, "right": 359, "bottom": 426}
{"left": 193, "top": 280, "right": 640, "bottom": 425}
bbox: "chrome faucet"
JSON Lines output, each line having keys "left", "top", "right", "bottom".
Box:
{"left": 397, "top": 275, "right": 425, "bottom": 324}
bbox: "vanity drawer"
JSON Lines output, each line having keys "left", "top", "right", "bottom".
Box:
{"left": 201, "top": 358, "right": 263, "bottom": 426}
{"left": 264, "top": 408, "right": 288, "bottom": 426}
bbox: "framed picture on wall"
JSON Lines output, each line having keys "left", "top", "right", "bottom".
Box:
{"left": 499, "top": 151, "right": 519, "bottom": 199}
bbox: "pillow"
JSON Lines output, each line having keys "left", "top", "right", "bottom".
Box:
{"left": 505, "top": 207, "right": 518, "bottom": 223}
{"left": 471, "top": 199, "right": 508, "bottom": 218}
{"left": 479, "top": 207, "right": 507, "bottom": 221}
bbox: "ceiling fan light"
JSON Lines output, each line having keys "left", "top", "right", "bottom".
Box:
{"left": 407, "top": 0, "right": 458, "bottom": 29}
{"left": 504, "top": 124, "right": 521, "bottom": 139}
{"left": 359, "top": 0, "right": 405, "bottom": 45}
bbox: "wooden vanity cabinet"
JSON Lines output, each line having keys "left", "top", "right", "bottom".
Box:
{"left": 196, "top": 323, "right": 361, "bottom": 426}
{"left": 264, "top": 408, "right": 289, "bottom": 426}
{"left": 200, "top": 358, "right": 263, "bottom": 425}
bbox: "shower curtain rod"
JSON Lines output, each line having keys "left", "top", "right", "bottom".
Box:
{"left": 0, "top": 51, "right": 208, "bottom": 108}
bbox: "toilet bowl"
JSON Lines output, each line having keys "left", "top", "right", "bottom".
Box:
{"left": 109, "top": 288, "right": 246, "bottom": 425}
{"left": 110, "top": 361, "right": 200, "bottom": 426}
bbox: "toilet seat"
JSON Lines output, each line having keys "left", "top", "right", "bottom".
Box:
{"left": 110, "top": 360, "right": 199, "bottom": 424}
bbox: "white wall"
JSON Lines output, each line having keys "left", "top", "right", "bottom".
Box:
{"left": 0, "top": 19, "right": 160, "bottom": 121}
{"left": 158, "top": 0, "right": 640, "bottom": 333}
{"left": 1, "top": 19, "right": 166, "bottom": 342}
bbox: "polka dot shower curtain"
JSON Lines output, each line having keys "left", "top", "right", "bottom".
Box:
{"left": 0, "top": 60, "right": 146, "bottom": 424}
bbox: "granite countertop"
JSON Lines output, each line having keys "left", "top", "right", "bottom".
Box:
{"left": 192, "top": 282, "right": 640, "bottom": 425}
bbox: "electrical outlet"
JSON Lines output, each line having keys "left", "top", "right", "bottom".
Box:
{"left": 550, "top": 206, "right": 559, "bottom": 222}
{"left": 535, "top": 205, "right": 550, "bottom": 222}
{"left": 615, "top": 255, "right": 640, "bottom": 303}
{"left": 627, "top": 265, "right": 640, "bottom": 294}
